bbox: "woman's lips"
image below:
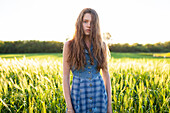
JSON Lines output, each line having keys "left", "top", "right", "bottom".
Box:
{"left": 86, "top": 29, "right": 91, "bottom": 32}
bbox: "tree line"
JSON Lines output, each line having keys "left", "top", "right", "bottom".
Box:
{"left": 0, "top": 40, "right": 63, "bottom": 53}
{"left": 0, "top": 40, "right": 169, "bottom": 53}
{"left": 109, "top": 41, "right": 170, "bottom": 52}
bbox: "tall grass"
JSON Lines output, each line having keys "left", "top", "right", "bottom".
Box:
{"left": 0, "top": 56, "right": 169, "bottom": 112}
{"left": 0, "top": 57, "right": 65, "bottom": 113}
{"left": 109, "top": 58, "right": 169, "bottom": 113}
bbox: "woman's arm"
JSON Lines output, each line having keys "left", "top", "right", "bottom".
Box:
{"left": 102, "top": 42, "right": 112, "bottom": 113}
{"left": 62, "top": 41, "right": 74, "bottom": 111}
{"left": 102, "top": 68, "right": 112, "bottom": 112}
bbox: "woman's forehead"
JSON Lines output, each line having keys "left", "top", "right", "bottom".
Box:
{"left": 83, "top": 13, "right": 91, "bottom": 20}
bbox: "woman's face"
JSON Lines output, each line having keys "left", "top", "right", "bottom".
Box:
{"left": 82, "top": 13, "right": 91, "bottom": 36}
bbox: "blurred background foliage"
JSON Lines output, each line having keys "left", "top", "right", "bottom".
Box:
{"left": 0, "top": 40, "right": 169, "bottom": 53}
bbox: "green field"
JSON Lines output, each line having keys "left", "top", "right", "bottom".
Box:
{"left": 0, "top": 52, "right": 170, "bottom": 59}
{"left": 0, "top": 53, "right": 169, "bottom": 113}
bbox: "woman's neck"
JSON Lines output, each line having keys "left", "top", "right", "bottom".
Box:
{"left": 84, "top": 35, "right": 91, "bottom": 49}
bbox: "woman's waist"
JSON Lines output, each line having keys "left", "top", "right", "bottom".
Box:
{"left": 72, "top": 71, "right": 101, "bottom": 79}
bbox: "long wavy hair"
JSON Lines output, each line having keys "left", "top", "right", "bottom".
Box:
{"left": 67, "top": 8, "right": 109, "bottom": 71}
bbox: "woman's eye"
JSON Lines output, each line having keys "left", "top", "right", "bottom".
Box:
{"left": 84, "top": 21, "right": 87, "bottom": 23}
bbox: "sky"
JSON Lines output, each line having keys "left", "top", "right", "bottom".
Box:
{"left": 0, "top": 0, "right": 170, "bottom": 45}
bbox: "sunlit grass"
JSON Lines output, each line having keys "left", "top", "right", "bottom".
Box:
{"left": 0, "top": 53, "right": 169, "bottom": 112}
{"left": 153, "top": 52, "right": 170, "bottom": 58}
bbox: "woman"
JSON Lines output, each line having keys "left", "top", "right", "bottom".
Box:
{"left": 63, "top": 8, "right": 112, "bottom": 113}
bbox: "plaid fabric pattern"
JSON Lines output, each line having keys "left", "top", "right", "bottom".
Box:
{"left": 69, "top": 75, "right": 108, "bottom": 113}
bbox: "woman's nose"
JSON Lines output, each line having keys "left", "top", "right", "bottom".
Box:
{"left": 87, "top": 22, "right": 90, "bottom": 27}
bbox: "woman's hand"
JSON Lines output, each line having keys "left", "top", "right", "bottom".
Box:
{"left": 67, "top": 108, "right": 75, "bottom": 113}
{"left": 107, "top": 104, "right": 113, "bottom": 113}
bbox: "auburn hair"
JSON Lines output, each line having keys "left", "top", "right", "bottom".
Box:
{"left": 67, "top": 8, "right": 109, "bottom": 71}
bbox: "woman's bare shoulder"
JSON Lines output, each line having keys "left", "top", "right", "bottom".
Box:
{"left": 63, "top": 40, "right": 73, "bottom": 54}
{"left": 64, "top": 40, "right": 70, "bottom": 46}
{"left": 64, "top": 40, "right": 71, "bottom": 49}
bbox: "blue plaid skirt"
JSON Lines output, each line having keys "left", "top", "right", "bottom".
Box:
{"left": 66, "top": 74, "right": 108, "bottom": 113}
